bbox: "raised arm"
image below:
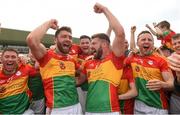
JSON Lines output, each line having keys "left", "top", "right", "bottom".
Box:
{"left": 94, "top": 3, "right": 125, "bottom": 57}
{"left": 106, "top": 24, "right": 112, "bottom": 37}
{"left": 130, "top": 26, "right": 136, "bottom": 51}
{"left": 145, "top": 24, "right": 158, "bottom": 36}
{"left": 26, "top": 19, "right": 58, "bottom": 60}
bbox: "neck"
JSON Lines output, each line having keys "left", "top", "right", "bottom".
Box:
{"left": 139, "top": 50, "right": 153, "bottom": 56}
{"left": 3, "top": 68, "right": 17, "bottom": 75}
{"left": 101, "top": 49, "right": 111, "bottom": 59}
{"left": 55, "top": 48, "right": 68, "bottom": 56}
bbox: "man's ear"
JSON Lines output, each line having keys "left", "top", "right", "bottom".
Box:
{"left": 54, "top": 37, "right": 57, "bottom": 44}
{"left": 136, "top": 41, "right": 139, "bottom": 47}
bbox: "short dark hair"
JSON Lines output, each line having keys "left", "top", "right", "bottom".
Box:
{"left": 137, "top": 30, "right": 152, "bottom": 41}
{"left": 55, "top": 26, "right": 72, "bottom": 37}
{"left": 156, "top": 20, "right": 170, "bottom": 29}
{"left": 91, "top": 33, "right": 110, "bottom": 44}
{"left": 2, "top": 48, "right": 18, "bottom": 56}
{"left": 172, "top": 33, "right": 180, "bottom": 40}
{"left": 80, "top": 35, "right": 91, "bottom": 41}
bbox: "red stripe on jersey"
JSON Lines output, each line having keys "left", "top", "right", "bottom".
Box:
{"left": 43, "top": 78, "right": 54, "bottom": 108}
{"left": 160, "top": 90, "right": 168, "bottom": 109}
{"left": 109, "top": 84, "right": 120, "bottom": 112}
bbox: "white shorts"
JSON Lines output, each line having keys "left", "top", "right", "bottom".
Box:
{"left": 23, "top": 109, "right": 34, "bottom": 115}
{"left": 85, "top": 112, "right": 120, "bottom": 115}
{"left": 46, "top": 103, "right": 82, "bottom": 115}
{"left": 29, "top": 98, "right": 45, "bottom": 114}
{"left": 77, "top": 87, "right": 87, "bottom": 114}
{"left": 134, "top": 99, "right": 168, "bottom": 114}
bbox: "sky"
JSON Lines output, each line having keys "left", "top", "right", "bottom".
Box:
{"left": 0, "top": 0, "right": 180, "bottom": 47}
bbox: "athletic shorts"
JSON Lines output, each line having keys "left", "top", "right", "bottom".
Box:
{"left": 46, "top": 103, "right": 82, "bottom": 115}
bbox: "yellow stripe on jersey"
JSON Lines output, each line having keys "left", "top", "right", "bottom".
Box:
{"left": 40, "top": 58, "right": 75, "bottom": 80}
{"left": 118, "top": 79, "right": 129, "bottom": 94}
{"left": 88, "top": 60, "right": 123, "bottom": 87}
{"left": 0, "top": 76, "right": 28, "bottom": 99}
{"left": 131, "top": 63, "right": 163, "bottom": 81}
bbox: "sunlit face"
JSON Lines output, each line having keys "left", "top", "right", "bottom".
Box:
{"left": 55, "top": 30, "right": 72, "bottom": 54}
{"left": 172, "top": 37, "right": 180, "bottom": 54}
{"left": 137, "top": 33, "right": 154, "bottom": 56}
{"left": 80, "top": 38, "right": 91, "bottom": 54}
{"left": 2, "top": 51, "right": 18, "bottom": 73}
{"left": 124, "top": 39, "right": 129, "bottom": 50}
{"left": 90, "top": 38, "right": 103, "bottom": 59}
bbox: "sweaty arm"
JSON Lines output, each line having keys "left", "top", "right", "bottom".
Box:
{"left": 106, "top": 24, "right": 112, "bottom": 37}
{"left": 119, "top": 65, "right": 137, "bottom": 100}
{"left": 119, "top": 82, "right": 137, "bottom": 100}
{"left": 146, "top": 71, "right": 174, "bottom": 91}
{"left": 145, "top": 24, "right": 158, "bottom": 37}
{"left": 94, "top": 3, "right": 125, "bottom": 57}
{"left": 26, "top": 19, "right": 58, "bottom": 60}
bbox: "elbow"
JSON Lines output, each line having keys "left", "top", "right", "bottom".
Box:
{"left": 26, "top": 34, "right": 36, "bottom": 48}
{"left": 117, "top": 30, "right": 125, "bottom": 40}
{"left": 131, "top": 87, "right": 138, "bottom": 97}
{"left": 134, "top": 89, "right": 138, "bottom": 97}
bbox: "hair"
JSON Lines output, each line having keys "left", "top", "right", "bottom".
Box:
{"left": 137, "top": 30, "right": 152, "bottom": 41}
{"left": 91, "top": 33, "right": 110, "bottom": 44}
{"left": 172, "top": 33, "right": 180, "bottom": 40}
{"left": 2, "top": 48, "right": 18, "bottom": 56}
{"left": 55, "top": 26, "right": 72, "bottom": 37}
{"left": 156, "top": 20, "right": 170, "bottom": 29}
{"left": 80, "top": 35, "right": 91, "bottom": 41}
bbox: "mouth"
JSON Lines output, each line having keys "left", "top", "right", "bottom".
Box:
{"left": 176, "top": 47, "right": 180, "bottom": 54}
{"left": 82, "top": 47, "right": 89, "bottom": 51}
{"left": 91, "top": 49, "right": 96, "bottom": 55}
{"left": 143, "top": 45, "right": 150, "bottom": 50}
{"left": 4, "top": 62, "right": 16, "bottom": 71}
{"left": 62, "top": 43, "right": 71, "bottom": 49}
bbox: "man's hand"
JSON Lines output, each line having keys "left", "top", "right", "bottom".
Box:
{"left": 131, "top": 26, "right": 136, "bottom": 33}
{"left": 93, "top": 3, "right": 106, "bottom": 13}
{"left": 168, "top": 53, "right": 180, "bottom": 72}
{"left": 146, "top": 79, "right": 164, "bottom": 91}
{"left": 145, "top": 24, "right": 151, "bottom": 29}
{"left": 48, "top": 19, "right": 59, "bottom": 30}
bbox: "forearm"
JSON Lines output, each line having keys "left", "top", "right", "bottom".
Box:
{"left": 27, "top": 21, "right": 50, "bottom": 47}
{"left": 161, "top": 80, "right": 174, "bottom": 91}
{"left": 103, "top": 7, "right": 124, "bottom": 39}
{"left": 119, "top": 89, "right": 137, "bottom": 100}
{"left": 119, "top": 83, "right": 137, "bottom": 100}
{"left": 130, "top": 32, "right": 136, "bottom": 50}
{"left": 106, "top": 24, "right": 112, "bottom": 37}
{"left": 148, "top": 27, "right": 158, "bottom": 36}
